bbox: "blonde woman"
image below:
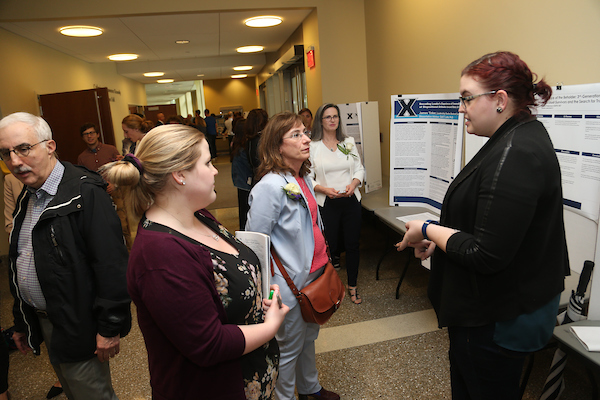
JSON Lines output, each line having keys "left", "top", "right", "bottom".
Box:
{"left": 101, "top": 124, "right": 288, "bottom": 400}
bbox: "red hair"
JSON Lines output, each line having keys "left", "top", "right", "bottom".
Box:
{"left": 462, "top": 52, "right": 552, "bottom": 121}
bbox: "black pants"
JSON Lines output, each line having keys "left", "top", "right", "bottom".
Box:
{"left": 319, "top": 195, "right": 361, "bottom": 286}
{"left": 0, "top": 331, "right": 7, "bottom": 393}
{"left": 448, "top": 324, "right": 528, "bottom": 400}
{"left": 207, "top": 134, "right": 217, "bottom": 159}
{"left": 237, "top": 188, "right": 250, "bottom": 230}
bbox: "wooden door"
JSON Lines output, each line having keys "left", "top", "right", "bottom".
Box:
{"left": 39, "top": 88, "right": 115, "bottom": 164}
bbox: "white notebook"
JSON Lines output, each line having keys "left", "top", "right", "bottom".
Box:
{"left": 570, "top": 326, "right": 600, "bottom": 352}
{"left": 235, "top": 231, "right": 271, "bottom": 300}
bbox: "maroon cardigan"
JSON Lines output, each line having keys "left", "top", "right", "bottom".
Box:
{"left": 128, "top": 211, "right": 246, "bottom": 400}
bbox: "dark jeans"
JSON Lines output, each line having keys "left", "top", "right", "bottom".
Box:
{"left": 207, "top": 134, "right": 217, "bottom": 159}
{"left": 320, "top": 195, "right": 361, "bottom": 286}
{"left": 448, "top": 324, "right": 528, "bottom": 400}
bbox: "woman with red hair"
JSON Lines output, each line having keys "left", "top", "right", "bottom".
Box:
{"left": 397, "top": 52, "right": 569, "bottom": 399}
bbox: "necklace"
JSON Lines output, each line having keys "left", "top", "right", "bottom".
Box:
{"left": 323, "top": 138, "right": 338, "bottom": 152}
{"left": 154, "top": 204, "right": 220, "bottom": 241}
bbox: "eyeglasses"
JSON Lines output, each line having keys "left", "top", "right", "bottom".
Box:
{"left": 322, "top": 115, "right": 340, "bottom": 121}
{"left": 82, "top": 131, "right": 97, "bottom": 137}
{"left": 459, "top": 91, "right": 497, "bottom": 108}
{"left": 283, "top": 131, "right": 311, "bottom": 141}
{"left": 0, "top": 140, "right": 49, "bottom": 161}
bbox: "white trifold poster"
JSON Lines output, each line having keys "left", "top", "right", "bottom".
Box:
{"left": 389, "top": 93, "right": 463, "bottom": 210}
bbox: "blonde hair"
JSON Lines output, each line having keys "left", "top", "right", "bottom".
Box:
{"left": 100, "top": 125, "right": 205, "bottom": 218}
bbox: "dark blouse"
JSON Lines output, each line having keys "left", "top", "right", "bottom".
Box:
{"left": 128, "top": 210, "right": 278, "bottom": 400}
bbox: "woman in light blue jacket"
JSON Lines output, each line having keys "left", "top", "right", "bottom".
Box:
{"left": 247, "top": 112, "right": 340, "bottom": 400}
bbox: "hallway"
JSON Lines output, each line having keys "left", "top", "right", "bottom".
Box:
{"left": 0, "top": 151, "right": 595, "bottom": 399}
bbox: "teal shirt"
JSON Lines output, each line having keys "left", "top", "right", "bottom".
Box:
{"left": 494, "top": 294, "right": 560, "bottom": 352}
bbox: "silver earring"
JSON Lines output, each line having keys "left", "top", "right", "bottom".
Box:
{"left": 182, "top": 181, "right": 186, "bottom": 186}
{"left": 496, "top": 107, "right": 503, "bottom": 113}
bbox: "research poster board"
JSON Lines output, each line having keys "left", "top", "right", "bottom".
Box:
{"left": 536, "top": 83, "right": 600, "bottom": 319}
{"left": 338, "top": 102, "right": 383, "bottom": 193}
{"left": 389, "top": 93, "right": 464, "bottom": 210}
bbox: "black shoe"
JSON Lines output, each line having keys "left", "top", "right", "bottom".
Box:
{"left": 46, "top": 385, "right": 63, "bottom": 399}
{"left": 332, "top": 256, "right": 341, "bottom": 270}
{"left": 298, "top": 387, "right": 340, "bottom": 400}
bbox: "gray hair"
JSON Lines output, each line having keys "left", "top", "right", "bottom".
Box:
{"left": 0, "top": 112, "right": 53, "bottom": 143}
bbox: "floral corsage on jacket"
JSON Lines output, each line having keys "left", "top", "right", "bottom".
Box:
{"left": 282, "top": 182, "right": 307, "bottom": 208}
{"left": 337, "top": 140, "right": 357, "bottom": 160}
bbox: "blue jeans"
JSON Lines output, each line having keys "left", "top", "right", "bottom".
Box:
{"left": 448, "top": 324, "right": 528, "bottom": 400}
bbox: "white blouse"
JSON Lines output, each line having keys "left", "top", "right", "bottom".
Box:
{"left": 309, "top": 136, "right": 365, "bottom": 207}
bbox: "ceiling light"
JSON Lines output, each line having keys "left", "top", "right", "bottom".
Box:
{"left": 59, "top": 25, "right": 103, "bottom": 37}
{"left": 175, "top": 40, "right": 190, "bottom": 44}
{"left": 244, "top": 16, "right": 283, "bottom": 28}
{"left": 157, "top": 79, "right": 174, "bottom": 83}
{"left": 233, "top": 66, "right": 252, "bottom": 71}
{"left": 236, "top": 46, "right": 264, "bottom": 53}
{"left": 231, "top": 74, "right": 248, "bottom": 79}
{"left": 197, "top": 74, "right": 205, "bottom": 77}
{"left": 108, "top": 53, "right": 138, "bottom": 61}
{"left": 144, "top": 72, "right": 164, "bottom": 77}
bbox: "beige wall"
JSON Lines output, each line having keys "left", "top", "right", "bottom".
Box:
{"left": 0, "top": 28, "right": 147, "bottom": 144}
{"left": 0, "top": 27, "right": 147, "bottom": 254}
{"left": 365, "top": 0, "right": 600, "bottom": 181}
{"left": 203, "top": 77, "right": 259, "bottom": 114}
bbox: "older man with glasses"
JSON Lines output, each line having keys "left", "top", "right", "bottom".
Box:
{"left": 0, "top": 112, "right": 131, "bottom": 400}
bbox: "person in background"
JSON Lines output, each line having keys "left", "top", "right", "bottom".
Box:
{"left": 0, "top": 112, "right": 131, "bottom": 400}
{"left": 309, "top": 104, "right": 365, "bottom": 304}
{"left": 299, "top": 108, "right": 313, "bottom": 135}
{"left": 396, "top": 51, "right": 569, "bottom": 400}
{"left": 195, "top": 113, "right": 207, "bottom": 135}
{"left": 77, "top": 122, "right": 131, "bottom": 250}
{"left": 100, "top": 124, "right": 288, "bottom": 400}
{"left": 166, "top": 115, "right": 184, "bottom": 124}
{"left": 245, "top": 109, "right": 269, "bottom": 180}
{"left": 121, "top": 114, "right": 153, "bottom": 156}
{"left": 156, "top": 113, "right": 165, "bottom": 126}
{"left": 77, "top": 123, "right": 121, "bottom": 174}
{"left": 225, "top": 111, "right": 235, "bottom": 161}
{"left": 204, "top": 109, "right": 218, "bottom": 159}
{"left": 247, "top": 112, "right": 340, "bottom": 400}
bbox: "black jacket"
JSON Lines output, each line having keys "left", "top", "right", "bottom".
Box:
{"left": 429, "top": 117, "right": 569, "bottom": 328}
{"left": 8, "top": 161, "right": 131, "bottom": 364}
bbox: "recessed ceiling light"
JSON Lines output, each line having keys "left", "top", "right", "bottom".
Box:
{"left": 157, "top": 79, "right": 174, "bottom": 83}
{"left": 108, "top": 53, "right": 138, "bottom": 61}
{"left": 59, "top": 25, "right": 103, "bottom": 37}
{"left": 244, "top": 16, "right": 283, "bottom": 28}
{"left": 231, "top": 74, "right": 248, "bottom": 79}
{"left": 233, "top": 66, "right": 252, "bottom": 71}
{"left": 197, "top": 74, "right": 205, "bottom": 77}
{"left": 236, "top": 46, "right": 264, "bottom": 53}
{"left": 144, "top": 72, "right": 165, "bottom": 77}
{"left": 175, "top": 40, "right": 190, "bottom": 44}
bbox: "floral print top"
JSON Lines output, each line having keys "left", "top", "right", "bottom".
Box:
{"left": 151, "top": 212, "right": 279, "bottom": 400}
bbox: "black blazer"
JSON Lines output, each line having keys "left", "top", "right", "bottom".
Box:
{"left": 429, "top": 117, "right": 569, "bottom": 328}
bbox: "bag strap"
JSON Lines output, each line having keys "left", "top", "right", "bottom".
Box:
{"left": 270, "top": 247, "right": 301, "bottom": 297}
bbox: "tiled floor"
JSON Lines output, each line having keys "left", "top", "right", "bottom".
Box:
{"left": 0, "top": 176, "right": 598, "bottom": 399}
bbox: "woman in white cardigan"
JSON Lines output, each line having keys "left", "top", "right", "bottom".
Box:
{"left": 309, "top": 104, "right": 365, "bottom": 304}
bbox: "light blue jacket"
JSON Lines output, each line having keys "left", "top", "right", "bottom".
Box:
{"left": 246, "top": 171, "right": 322, "bottom": 310}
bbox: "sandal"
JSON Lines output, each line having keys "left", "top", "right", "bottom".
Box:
{"left": 347, "top": 286, "right": 362, "bottom": 305}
